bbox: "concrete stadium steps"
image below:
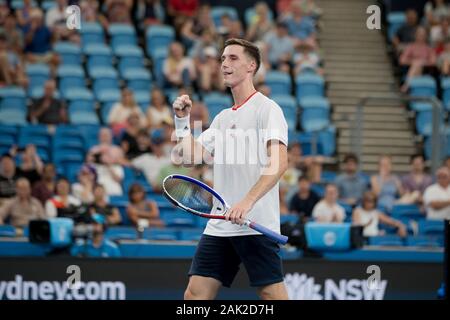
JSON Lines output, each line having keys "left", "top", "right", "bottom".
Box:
{"left": 316, "top": 0, "right": 418, "bottom": 173}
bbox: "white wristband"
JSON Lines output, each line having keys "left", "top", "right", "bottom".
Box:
{"left": 174, "top": 114, "right": 191, "bottom": 138}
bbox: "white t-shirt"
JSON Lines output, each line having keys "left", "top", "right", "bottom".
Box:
{"left": 312, "top": 200, "right": 346, "bottom": 223}
{"left": 197, "top": 92, "right": 288, "bottom": 237}
{"left": 423, "top": 183, "right": 450, "bottom": 220}
{"left": 94, "top": 164, "right": 124, "bottom": 196}
{"left": 356, "top": 207, "right": 380, "bottom": 237}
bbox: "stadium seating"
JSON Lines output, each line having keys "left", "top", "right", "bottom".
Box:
{"left": 108, "top": 23, "right": 138, "bottom": 51}
{"left": 295, "top": 74, "right": 325, "bottom": 100}
{"left": 368, "top": 235, "right": 404, "bottom": 246}
{"left": 145, "top": 25, "right": 175, "bottom": 58}
{"left": 265, "top": 71, "right": 292, "bottom": 95}
{"left": 80, "top": 22, "right": 105, "bottom": 48}
{"left": 386, "top": 12, "right": 406, "bottom": 40}
{"left": 54, "top": 42, "right": 82, "bottom": 66}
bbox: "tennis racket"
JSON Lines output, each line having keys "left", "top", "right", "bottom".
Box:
{"left": 162, "top": 174, "right": 288, "bottom": 245}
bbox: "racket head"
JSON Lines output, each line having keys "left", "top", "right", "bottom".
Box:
{"left": 162, "top": 174, "right": 228, "bottom": 219}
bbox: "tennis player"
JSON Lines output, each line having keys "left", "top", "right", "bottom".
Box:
{"left": 172, "top": 38, "right": 289, "bottom": 300}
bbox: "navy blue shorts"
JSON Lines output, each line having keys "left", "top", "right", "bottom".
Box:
{"left": 188, "top": 234, "right": 284, "bottom": 288}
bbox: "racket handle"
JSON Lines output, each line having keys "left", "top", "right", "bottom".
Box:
{"left": 245, "top": 220, "right": 289, "bottom": 245}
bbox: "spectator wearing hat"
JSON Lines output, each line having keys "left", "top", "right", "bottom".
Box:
{"left": 70, "top": 213, "right": 121, "bottom": 258}
{"left": 72, "top": 164, "right": 97, "bottom": 204}
{"left": 146, "top": 88, "right": 173, "bottom": 130}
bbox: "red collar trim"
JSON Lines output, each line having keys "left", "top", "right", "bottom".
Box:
{"left": 231, "top": 91, "right": 258, "bottom": 111}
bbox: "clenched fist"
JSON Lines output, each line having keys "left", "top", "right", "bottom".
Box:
{"left": 173, "top": 94, "right": 192, "bottom": 118}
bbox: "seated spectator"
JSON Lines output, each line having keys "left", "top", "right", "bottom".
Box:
{"left": 312, "top": 184, "right": 346, "bottom": 223}
{"left": 15, "top": 0, "right": 34, "bottom": 28}
{"left": 180, "top": 4, "right": 216, "bottom": 48}
{"left": 283, "top": 0, "right": 317, "bottom": 49}
{"left": 300, "top": 0, "right": 323, "bottom": 19}
{"left": 370, "top": 155, "right": 404, "bottom": 213}
{"left": 163, "top": 41, "right": 197, "bottom": 89}
{"left": 127, "top": 183, "right": 164, "bottom": 227}
{"left": 72, "top": 164, "right": 97, "bottom": 204}
{"left": 293, "top": 42, "right": 322, "bottom": 75}
{"left": 246, "top": 2, "right": 274, "bottom": 43}
{"left": 29, "top": 79, "right": 68, "bottom": 125}
{"left": 263, "top": 21, "right": 294, "bottom": 71}
{"left": 87, "top": 128, "right": 126, "bottom": 196}
{"left": 196, "top": 46, "right": 225, "bottom": 92}
{"left": 23, "top": 9, "right": 60, "bottom": 69}
{"left": 46, "top": 0, "right": 80, "bottom": 43}
{"left": 0, "top": 178, "right": 46, "bottom": 228}
{"left": 32, "top": 163, "right": 56, "bottom": 206}
{"left": 352, "top": 191, "right": 407, "bottom": 238}
{"left": 392, "top": 8, "right": 419, "bottom": 54}
{"left": 399, "top": 154, "right": 433, "bottom": 205}
{"left": 88, "top": 184, "right": 121, "bottom": 225}
{"left": 45, "top": 177, "right": 82, "bottom": 219}
{"left": 424, "top": 0, "right": 450, "bottom": 26}
{"left": 399, "top": 27, "right": 437, "bottom": 92}
{"left": 167, "top": 0, "right": 199, "bottom": 32}
{"left": 286, "top": 142, "right": 323, "bottom": 183}
{"left": 0, "top": 0, "right": 10, "bottom": 26}
{"left": 10, "top": 144, "right": 43, "bottom": 185}
{"left": 430, "top": 16, "right": 450, "bottom": 51}
{"left": 104, "top": 0, "right": 133, "bottom": 25}
{"left": 134, "top": 0, "right": 165, "bottom": 30}
{"left": 0, "top": 154, "right": 21, "bottom": 203}
{"left": 335, "top": 153, "right": 368, "bottom": 206}
{"left": 132, "top": 129, "right": 171, "bottom": 188}
{"left": 437, "top": 40, "right": 450, "bottom": 75}
{"left": 120, "top": 114, "right": 152, "bottom": 161}
{"left": 0, "top": 14, "right": 25, "bottom": 54}
{"left": 79, "top": 0, "right": 109, "bottom": 29}
{"left": 146, "top": 88, "right": 173, "bottom": 129}
{"left": 423, "top": 166, "right": 450, "bottom": 220}
{"left": 108, "top": 88, "right": 147, "bottom": 137}
{"left": 0, "top": 33, "right": 28, "bottom": 88}
{"left": 70, "top": 213, "right": 121, "bottom": 257}
{"left": 289, "top": 176, "right": 320, "bottom": 222}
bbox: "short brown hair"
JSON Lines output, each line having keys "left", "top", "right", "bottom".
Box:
{"left": 223, "top": 38, "right": 261, "bottom": 75}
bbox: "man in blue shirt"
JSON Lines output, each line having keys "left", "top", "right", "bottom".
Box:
{"left": 283, "top": 0, "right": 317, "bottom": 49}
{"left": 70, "top": 214, "right": 121, "bottom": 258}
{"left": 335, "top": 153, "right": 369, "bottom": 206}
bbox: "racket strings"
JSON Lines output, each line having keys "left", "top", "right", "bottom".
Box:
{"left": 164, "top": 178, "right": 217, "bottom": 213}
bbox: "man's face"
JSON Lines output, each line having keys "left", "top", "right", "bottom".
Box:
{"left": 44, "top": 81, "right": 55, "bottom": 97}
{"left": 99, "top": 128, "right": 112, "bottom": 144}
{"left": 1, "top": 157, "right": 15, "bottom": 176}
{"left": 412, "top": 157, "right": 424, "bottom": 172}
{"left": 221, "top": 45, "right": 255, "bottom": 88}
{"left": 299, "top": 179, "right": 310, "bottom": 192}
{"left": 406, "top": 10, "right": 418, "bottom": 26}
{"left": 344, "top": 160, "right": 357, "bottom": 174}
{"left": 16, "top": 180, "right": 30, "bottom": 198}
{"left": 325, "top": 185, "right": 338, "bottom": 203}
{"left": 93, "top": 186, "right": 104, "bottom": 200}
{"left": 437, "top": 170, "right": 450, "bottom": 187}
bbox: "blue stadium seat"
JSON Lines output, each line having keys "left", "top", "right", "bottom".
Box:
{"left": 203, "top": 92, "right": 233, "bottom": 119}
{"left": 0, "top": 225, "right": 16, "bottom": 237}
{"left": 57, "top": 65, "right": 86, "bottom": 96}
{"left": 65, "top": 163, "right": 84, "bottom": 183}
{"left": 80, "top": 22, "right": 105, "bottom": 47}
{"left": 150, "top": 46, "right": 169, "bottom": 87}
{"left": 63, "top": 87, "right": 94, "bottom": 103}
{"left": 318, "top": 126, "right": 336, "bottom": 156}
{"left": 160, "top": 208, "right": 195, "bottom": 228}
{"left": 272, "top": 94, "right": 298, "bottom": 128}
{"left": 132, "top": 90, "right": 151, "bottom": 112}
{"left": 26, "top": 63, "right": 50, "bottom": 95}
{"left": 53, "top": 149, "right": 84, "bottom": 166}
{"left": 300, "top": 97, "right": 330, "bottom": 132}
{"left": 41, "top": 0, "right": 56, "bottom": 11}
{"left": 53, "top": 42, "right": 82, "bottom": 66}
{"left": 409, "top": 101, "right": 433, "bottom": 112}
{"left": 11, "top": 0, "right": 37, "bottom": 10}
{"left": 387, "top": 12, "right": 406, "bottom": 40}
{"left": 280, "top": 214, "right": 300, "bottom": 224}
{"left": 310, "top": 183, "right": 325, "bottom": 197}
{"left": 418, "top": 220, "right": 445, "bottom": 235}
{"left": 390, "top": 204, "right": 423, "bottom": 220}
{"left": 53, "top": 136, "right": 85, "bottom": 155}
{"left": 0, "top": 86, "right": 26, "bottom": 111}
{"left": 105, "top": 226, "right": 137, "bottom": 241}
{"left": 409, "top": 76, "right": 437, "bottom": 97}
{"left": 368, "top": 235, "right": 404, "bottom": 246}
{"left": 0, "top": 110, "right": 27, "bottom": 125}
{"left": 321, "top": 171, "right": 337, "bottom": 183}
{"left": 142, "top": 228, "right": 177, "bottom": 241}
{"left": 145, "top": 25, "right": 175, "bottom": 58}
{"left": 405, "top": 235, "right": 443, "bottom": 247}
{"left": 441, "top": 77, "right": 450, "bottom": 111}
{"left": 265, "top": 71, "right": 292, "bottom": 95}
{"left": 84, "top": 43, "right": 114, "bottom": 70}
{"left": 415, "top": 110, "right": 434, "bottom": 136}
{"left": 295, "top": 74, "right": 325, "bottom": 99}
{"left": 108, "top": 24, "right": 137, "bottom": 50}
{"left": 69, "top": 110, "right": 100, "bottom": 125}
{"left": 123, "top": 68, "right": 152, "bottom": 92}
{"left": 178, "top": 228, "right": 203, "bottom": 241}
{"left": 211, "top": 6, "right": 238, "bottom": 27}
{"left": 89, "top": 66, "right": 120, "bottom": 97}
{"left": 115, "top": 46, "right": 145, "bottom": 74}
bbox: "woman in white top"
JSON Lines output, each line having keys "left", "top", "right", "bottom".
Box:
{"left": 45, "top": 178, "right": 82, "bottom": 218}
{"left": 146, "top": 88, "right": 173, "bottom": 129}
{"left": 72, "top": 164, "right": 97, "bottom": 204}
{"left": 108, "top": 88, "right": 147, "bottom": 136}
{"left": 352, "top": 191, "right": 407, "bottom": 237}
{"left": 312, "top": 184, "right": 346, "bottom": 223}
